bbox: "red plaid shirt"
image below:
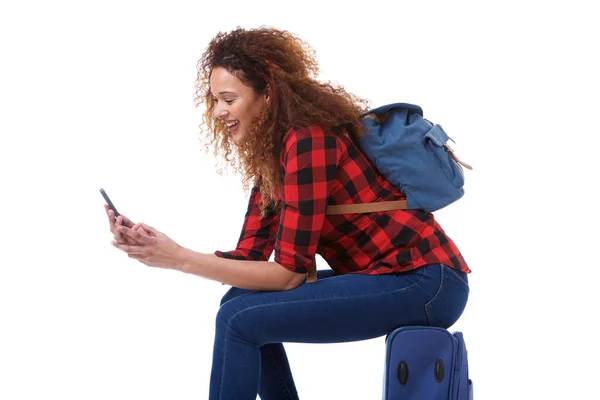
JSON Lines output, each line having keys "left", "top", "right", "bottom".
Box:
{"left": 215, "top": 126, "right": 470, "bottom": 276}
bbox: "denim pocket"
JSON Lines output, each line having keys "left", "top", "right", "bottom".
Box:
{"left": 444, "top": 264, "right": 469, "bottom": 288}
{"left": 376, "top": 266, "right": 426, "bottom": 294}
{"left": 424, "top": 265, "right": 470, "bottom": 328}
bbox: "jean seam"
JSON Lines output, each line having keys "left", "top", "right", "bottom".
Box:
{"left": 219, "top": 318, "right": 265, "bottom": 399}
{"left": 376, "top": 268, "right": 426, "bottom": 295}
{"left": 219, "top": 323, "right": 231, "bottom": 398}
{"left": 220, "top": 289, "right": 258, "bottom": 307}
{"left": 266, "top": 346, "right": 295, "bottom": 400}
{"left": 228, "top": 290, "right": 394, "bottom": 326}
{"left": 424, "top": 265, "right": 445, "bottom": 326}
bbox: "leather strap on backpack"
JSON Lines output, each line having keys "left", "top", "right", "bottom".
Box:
{"left": 307, "top": 256, "right": 317, "bottom": 283}
{"left": 325, "top": 200, "right": 407, "bottom": 215}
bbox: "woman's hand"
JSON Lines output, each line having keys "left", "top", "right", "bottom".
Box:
{"left": 111, "top": 222, "right": 187, "bottom": 271}
{"left": 104, "top": 204, "right": 151, "bottom": 245}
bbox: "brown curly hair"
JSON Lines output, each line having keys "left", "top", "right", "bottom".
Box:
{"left": 194, "top": 26, "right": 370, "bottom": 214}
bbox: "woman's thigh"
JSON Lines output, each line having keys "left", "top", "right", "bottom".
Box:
{"left": 215, "top": 265, "right": 449, "bottom": 346}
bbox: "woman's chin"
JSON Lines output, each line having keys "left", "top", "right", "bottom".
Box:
{"left": 230, "top": 129, "right": 245, "bottom": 144}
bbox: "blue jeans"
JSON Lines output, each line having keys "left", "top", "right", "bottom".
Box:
{"left": 209, "top": 263, "right": 469, "bottom": 400}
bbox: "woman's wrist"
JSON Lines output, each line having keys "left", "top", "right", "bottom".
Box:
{"left": 177, "top": 247, "right": 194, "bottom": 273}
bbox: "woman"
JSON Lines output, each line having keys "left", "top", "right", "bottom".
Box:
{"left": 105, "top": 26, "right": 471, "bottom": 400}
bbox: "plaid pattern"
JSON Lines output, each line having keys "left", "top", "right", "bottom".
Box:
{"left": 215, "top": 126, "right": 470, "bottom": 275}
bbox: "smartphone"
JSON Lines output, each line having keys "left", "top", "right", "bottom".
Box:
{"left": 100, "top": 188, "right": 127, "bottom": 226}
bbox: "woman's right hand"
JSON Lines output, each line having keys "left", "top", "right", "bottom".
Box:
{"left": 104, "top": 204, "right": 149, "bottom": 246}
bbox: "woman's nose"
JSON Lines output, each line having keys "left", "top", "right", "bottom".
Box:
{"left": 213, "top": 103, "right": 228, "bottom": 119}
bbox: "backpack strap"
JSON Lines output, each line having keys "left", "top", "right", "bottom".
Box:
{"left": 307, "top": 256, "right": 317, "bottom": 283}
{"left": 325, "top": 200, "right": 407, "bottom": 215}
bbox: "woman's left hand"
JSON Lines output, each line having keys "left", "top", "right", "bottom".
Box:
{"left": 112, "top": 223, "right": 187, "bottom": 271}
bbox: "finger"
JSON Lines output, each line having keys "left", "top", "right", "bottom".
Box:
{"left": 107, "top": 208, "right": 116, "bottom": 233}
{"left": 137, "top": 224, "right": 153, "bottom": 236}
{"left": 113, "top": 216, "right": 126, "bottom": 241}
{"left": 119, "top": 214, "right": 136, "bottom": 228}
{"left": 112, "top": 240, "right": 146, "bottom": 255}
{"left": 118, "top": 224, "right": 143, "bottom": 245}
{"left": 132, "top": 224, "right": 151, "bottom": 237}
{"left": 132, "top": 223, "right": 151, "bottom": 236}
{"left": 105, "top": 205, "right": 117, "bottom": 222}
{"left": 116, "top": 225, "right": 150, "bottom": 245}
{"left": 128, "top": 253, "right": 146, "bottom": 261}
{"left": 140, "top": 223, "right": 158, "bottom": 236}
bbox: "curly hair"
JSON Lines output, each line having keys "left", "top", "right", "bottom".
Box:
{"left": 194, "top": 26, "right": 370, "bottom": 214}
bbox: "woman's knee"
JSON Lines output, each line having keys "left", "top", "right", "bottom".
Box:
{"left": 215, "top": 297, "right": 261, "bottom": 345}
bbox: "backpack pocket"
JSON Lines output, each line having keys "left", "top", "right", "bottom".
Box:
{"left": 424, "top": 125, "right": 465, "bottom": 190}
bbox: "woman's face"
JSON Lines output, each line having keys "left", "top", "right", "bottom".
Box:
{"left": 210, "top": 67, "right": 268, "bottom": 144}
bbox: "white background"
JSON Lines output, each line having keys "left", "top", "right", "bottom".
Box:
{"left": 1, "top": 0, "right": 598, "bottom": 399}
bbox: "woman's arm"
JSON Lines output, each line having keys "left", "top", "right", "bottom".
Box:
{"left": 196, "top": 126, "right": 339, "bottom": 291}
{"left": 214, "top": 186, "right": 278, "bottom": 261}
{"left": 179, "top": 251, "right": 307, "bottom": 291}
{"left": 272, "top": 126, "right": 340, "bottom": 276}
{"left": 200, "top": 185, "right": 306, "bottom": 291}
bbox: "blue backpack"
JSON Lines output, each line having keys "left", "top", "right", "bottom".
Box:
{"left": 383, "top": 326, "right": 473, "bottom": 400}
{"left": 327, "top": 103, "right": 472, "bottom": 215}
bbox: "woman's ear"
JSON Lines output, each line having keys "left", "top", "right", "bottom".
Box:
{"left": 264, "top": 85, "right": 271, "bottom": 103}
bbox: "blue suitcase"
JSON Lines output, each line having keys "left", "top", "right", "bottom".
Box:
{"left": 383, "top": 326, "right": 473, "bottom": 399}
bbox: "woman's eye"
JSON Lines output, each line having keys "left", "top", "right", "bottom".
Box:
{"left": 225, "top": 99, "right": 234, "bottom": 104}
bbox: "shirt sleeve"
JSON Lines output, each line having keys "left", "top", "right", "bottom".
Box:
{"left": 274, "top": 126, "right": 340, "bottom": 273}
{"left": 214, "top": 186, "right": 280, "bottom": 261}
